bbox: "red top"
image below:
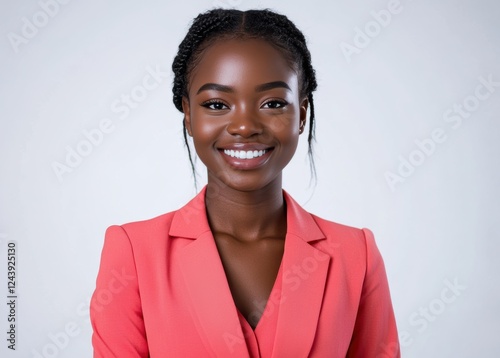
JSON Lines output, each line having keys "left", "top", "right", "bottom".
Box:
{"left": 90, "top": 186, "right": 400, "bottom": 357}
{"left": 237, "top": 260, "right": 283, "bottom": 357}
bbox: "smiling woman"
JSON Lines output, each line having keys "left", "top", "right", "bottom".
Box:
{"left": 183, "top": 38, "right": 306, "bottom": 190}
{"left": 90, "top": 8, "right": 400, "bottom": 358}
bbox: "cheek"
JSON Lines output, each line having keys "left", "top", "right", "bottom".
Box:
{"left": 189, "top": 117, "right": 227, "bottom": 166}
{"left": 282, "top": 133, "right": 300, "bottom": 158}
{"left": 270, "top": 102, "right": 300, "bottom": 132}
{"left": 265, "top": 114, "right": 301, "bottom": 146}
{"left": 190, "top": 116, "right": 224, "bottom": 145}
{"left": 277, "top": 113, "right": 302, "bottom": 158}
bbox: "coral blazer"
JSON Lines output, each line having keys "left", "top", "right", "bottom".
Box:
{"left": 90, "top": 187, "right": 400, "bottom": 357}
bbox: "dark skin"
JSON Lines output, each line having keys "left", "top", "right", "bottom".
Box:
{"left": 182, "top": 38, "right": 308, "bottom": 329}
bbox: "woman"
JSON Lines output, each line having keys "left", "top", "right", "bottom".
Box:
{"left": 90, "top": 8, "right": 400, "bottom": 357}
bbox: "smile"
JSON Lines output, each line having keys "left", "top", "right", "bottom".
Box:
{"left": 223, "top": 149, "right": 268, "bottom": 159}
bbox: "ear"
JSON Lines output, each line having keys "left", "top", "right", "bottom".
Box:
{"left": 299, "top": 96, "right": 309, "bottom": 135}
{"left": 182, "top": 96, "right": 193, "bottom": 137}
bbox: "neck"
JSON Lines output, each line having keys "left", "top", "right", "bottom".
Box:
{"left": 205, "top": 175, "right": 286, "bottom": 243}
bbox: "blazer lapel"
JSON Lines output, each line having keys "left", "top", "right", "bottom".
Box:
{"left": 170, "top": 188, "right": 331, "bottom": 358}
{"left": 271, "top": 192, "right": 331, "bottom": 357}
{"left": 171, "top": 188, "right": 251, "bottom": 357}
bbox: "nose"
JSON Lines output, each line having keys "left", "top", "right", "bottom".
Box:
{"left": 226, "top": 105, "right": 263, "bottom": 138}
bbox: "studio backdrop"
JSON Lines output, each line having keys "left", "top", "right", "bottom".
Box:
{"left": 1, "top": 0, "right": 499, "bottom": 357}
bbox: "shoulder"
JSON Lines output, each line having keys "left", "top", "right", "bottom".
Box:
{"left": 308, "top": 212, "right": 381, "bottom": 267}
{"left": 310, "top": 212, "right": 370, "bottom": 246}
{"left": 97, "top": 210, "right": 181, "bottom": 272}
{"left": 120, "top": 210, "right": 177, "bottom": 238}
{"left": 311, "top": 213, "right": 367, "bottom": 240}
{"left": 100, "top": 210, "right": 177, "bottom": 252}
{"left": 101, "top": 189, "right": 209, "bottom": 259}
{"left": 283, "top": 190, "right": 378, "bottom": 261}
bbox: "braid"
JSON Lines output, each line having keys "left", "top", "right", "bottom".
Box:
{"left": 172, "top": 10, "right": 238, "bottom": 112}
{"left": 171, "top": 8, "right": 318, "bottom": 186}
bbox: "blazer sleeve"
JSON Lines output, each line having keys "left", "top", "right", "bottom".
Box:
{"left": 346, "top": 228, "right": 400, "bottom": 358}
{"left": 90, "top": 225, "right": 149, "bottom": 357}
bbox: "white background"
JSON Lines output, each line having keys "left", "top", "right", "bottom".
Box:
{"left": 1, "top": 0, "right": 499, "bottom": 357}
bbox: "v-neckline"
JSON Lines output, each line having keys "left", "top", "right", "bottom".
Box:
{"left": 235, "top": 257, "right": 284, "bottom": 332}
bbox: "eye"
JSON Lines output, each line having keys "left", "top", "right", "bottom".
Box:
{"left": 262, "top": 100, "right": 288, "bottom": 109}
{"left": 201, "top": 100, "right": 229, "bottom": 110}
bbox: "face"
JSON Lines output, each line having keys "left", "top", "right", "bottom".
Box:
{"left": 182, "top": 38, "right": 308, "bottom": 192}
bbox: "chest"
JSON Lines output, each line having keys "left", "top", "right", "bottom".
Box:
{"left": 213, "top": 235, "right": 284, "bottom": 329}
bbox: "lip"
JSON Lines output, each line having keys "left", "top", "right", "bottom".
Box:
{"left": 217, "top": 143, "right": 274, "bottom": 170}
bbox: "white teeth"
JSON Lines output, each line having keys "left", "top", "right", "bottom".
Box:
{"left": 223, "top": 149, "right": 267, "bottom": 159}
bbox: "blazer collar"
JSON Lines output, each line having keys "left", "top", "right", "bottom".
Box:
{"left": 169, "top": 185, "right": 325, "bottom": 242}
{"left": 171, "top": 186, "right": 330, "bottom": 357}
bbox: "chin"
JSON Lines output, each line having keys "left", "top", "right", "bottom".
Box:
{"left": 208, "top": 170, "right": 280, "bottom": 193}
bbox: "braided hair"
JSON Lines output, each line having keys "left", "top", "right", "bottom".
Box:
{"left": 171, "top": 8, "right": 318, "bottom": 185}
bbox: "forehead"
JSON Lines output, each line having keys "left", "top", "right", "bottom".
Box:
{"left": 188, "top": 38, "right": 298, "bottom": 92}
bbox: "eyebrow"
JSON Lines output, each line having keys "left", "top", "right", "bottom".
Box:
{"left": 255, "top": 81, "right": 291, "bottom": 92}
{"left": 196, "top": 81, "right": 291, "bottom": 95}
{"left": 196, "top": 83, "right": 234, "bottom": 94}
